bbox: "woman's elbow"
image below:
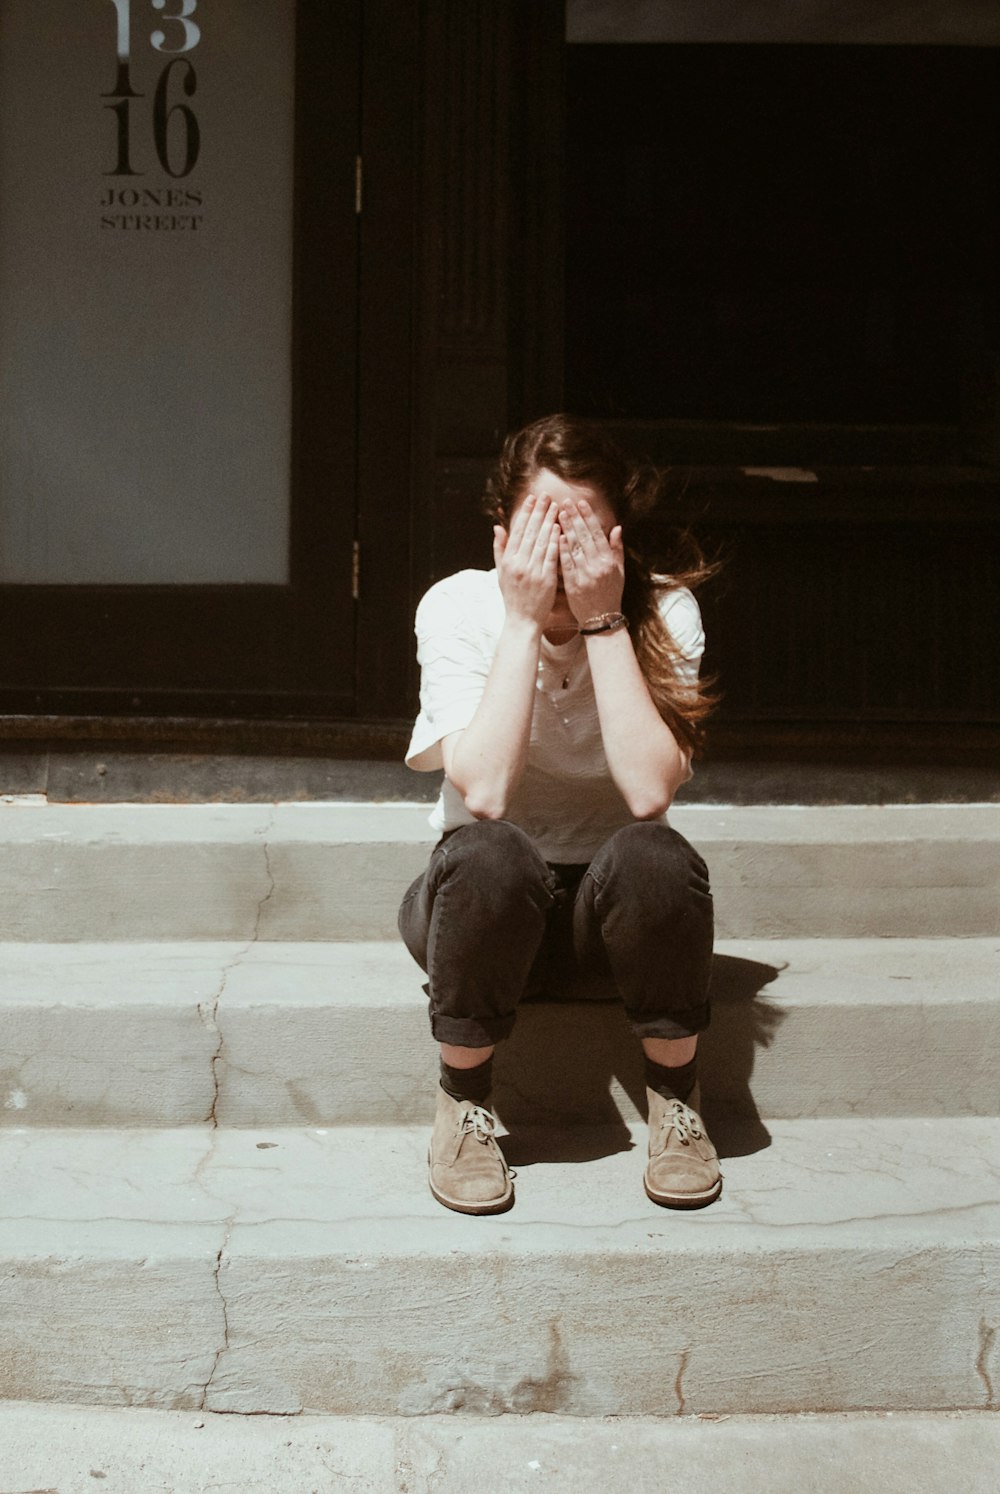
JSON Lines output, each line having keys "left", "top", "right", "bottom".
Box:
{"left": 629, "top": 751, "right": 693, "bottom": 819}
{"left": 624, "top": 773, "right": 679, "bottom": 820}
{"left": 447, "top": 758, "right": 511, "bottom": 820}
{"left": 628, "top": 792, "right": 673, "bottom": 821}
{"left": 462, "top": 787, "right": 509, "bottom": 821}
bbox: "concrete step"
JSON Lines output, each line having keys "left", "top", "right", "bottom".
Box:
{"left": 1, "top": 1119, "right": 998, "bottom": 1417}
{"left": 2, "top": 801, "right": 998, "bottom": 940}
{"left": 1, "top": 1402, "right": 999, "bottom": 1494}
{"left": 2, "top": 938, "right": 997, "bottom": 1127}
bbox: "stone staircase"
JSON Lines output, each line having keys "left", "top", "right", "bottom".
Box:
{"left": 1, "top": 798, "right": 998, "bottom": 1429}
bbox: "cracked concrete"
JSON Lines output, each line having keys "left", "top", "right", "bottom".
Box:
{"left": 2, "top": 1119, "right": 999, "bottom": 1415}
{"left": 197, "top": 811, "right": 277, "bottom": 1129}
{"left": 1, "top": 799, "right": 997, "bottom": 1431}
{"left": 674, "top": 1347, "right": 692, "bottom": 1416}
{"left": 975, "top": 1317, "right": 996, "bottom": 1407}
{"left": 2, "top": 802, "right": 998, "bottom": 940}
{"left": 201, "top": 1222, "right": 235, "bottom": 1413}
{"left": 3, "top": 938, "right": 997, "bottom": 1128}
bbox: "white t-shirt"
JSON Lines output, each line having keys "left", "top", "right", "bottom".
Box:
{"left": 405, "top": 569, "right": 705, "bottom": 863}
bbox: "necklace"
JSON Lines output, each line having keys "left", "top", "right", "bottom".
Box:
{"left": 541, "top": 633, "right": 584, "bottom": 692}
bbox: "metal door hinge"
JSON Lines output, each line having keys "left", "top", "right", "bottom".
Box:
{"left": 354, "top": 155, "right": 363, "bottom": 215}
{"left": 351, "top": 539, "right": 361, "bottom": 600}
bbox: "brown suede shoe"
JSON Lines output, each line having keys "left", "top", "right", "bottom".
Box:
{"left": 428, "top": 1087, "right": 514, "bottom": 1215}
{"left": 644, "top": 1081, "right": 722, "bottom": 1209}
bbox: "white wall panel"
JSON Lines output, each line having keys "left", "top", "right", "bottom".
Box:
{"left": 0, "top": 0, "right": 295, "bottom": 583}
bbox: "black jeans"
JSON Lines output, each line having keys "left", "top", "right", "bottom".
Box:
{"left": 397, "top": 818, "right": 714, "bottom": 1048}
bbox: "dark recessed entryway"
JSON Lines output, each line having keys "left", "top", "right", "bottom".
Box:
{"left": 566, "top": 44, "right": 1000, "bottom": 431}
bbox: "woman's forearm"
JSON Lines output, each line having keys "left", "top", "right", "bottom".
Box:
{"left": 443, "top": 492, "right": 558, "bottom": 818}
{"left": 443, "top": 616, "right": 542, "bottom": 819}
{"left": 585, "top": 628, "right": 690, "bottom": 818}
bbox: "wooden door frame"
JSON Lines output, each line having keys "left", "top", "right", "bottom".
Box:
{"left": 356, "top": 0, "right": 566, "bottom": 725}
{"left": 0, "top": 0, "right": 568, "bottom": 733}
{"left": 0, "top": 0, "right": 361, "bottom": 718}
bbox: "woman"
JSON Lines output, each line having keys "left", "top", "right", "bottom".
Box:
{"left": 399, "top": 414, "right": 719, "bottom": 1215}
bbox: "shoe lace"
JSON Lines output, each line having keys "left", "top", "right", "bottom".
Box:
{"left": 460, "top": 1105, "right": 515, "bottom": 1177}
{"left": 667, "top": 1099, "right": 704, "bottom": 1146}
{"left": 461, "top": 1105, "right": 497, "bottom": 1144}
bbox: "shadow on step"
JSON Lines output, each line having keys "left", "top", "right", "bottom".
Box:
{"left": 493, "top": 953, "right": 785, "bottom": 1166}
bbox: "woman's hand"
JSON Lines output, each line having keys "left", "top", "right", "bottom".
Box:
{"left": 557, "top": 496, "right": 625, "bottom": 624}
{"left": 493, "top": 493, "right": 560, "bottom": 628}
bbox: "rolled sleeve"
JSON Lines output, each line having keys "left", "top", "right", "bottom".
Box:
{"left": 404, "top": 575, "right": 497, "bottom": 770}
{"left": 658, "top": 586, "right": 705, "bottom": 686}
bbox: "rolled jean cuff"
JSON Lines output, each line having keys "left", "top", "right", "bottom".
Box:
{"left": 429, "top": 1009, "right": 518, "bottom": 1048}
{"left": 626, "top": 1003, "right": 711, "bottom": 1042}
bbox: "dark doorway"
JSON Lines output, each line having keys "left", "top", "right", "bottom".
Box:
{"left": 566, "top": 44, "right": 1000, "bottom": 430}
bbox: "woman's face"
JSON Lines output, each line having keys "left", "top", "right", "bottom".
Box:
{"left": 508, "top": 468, "right": 618, "bottom": 624}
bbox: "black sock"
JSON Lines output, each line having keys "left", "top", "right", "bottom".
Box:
{"left": 644, "top": 1054, "right": 697, "bottom": 1104}
{"left": 440, "top": 1054, "right": 494, "bottom": 1106}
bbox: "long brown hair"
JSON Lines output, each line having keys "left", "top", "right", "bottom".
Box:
{"left": 484, "top": 414, "right": 718, "bottom": 752}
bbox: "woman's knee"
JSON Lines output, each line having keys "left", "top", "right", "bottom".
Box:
{"left": 598, "top": 820, "right": 711, "bottom": 889}
{"left": 397, "top": 869, "right": 430, "bottom": 967}
{"left": 578, "top": 821, "right": 714, "bottom": 985}
{"left": 443, "top": 819, "right": 552, "bottom": 887}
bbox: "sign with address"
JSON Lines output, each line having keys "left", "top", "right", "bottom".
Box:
{"left": 101, "top": 0, "right": 203, "bottom": 214}
{"left": 0, "top": 1, "right": 296, "bottom": 585}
